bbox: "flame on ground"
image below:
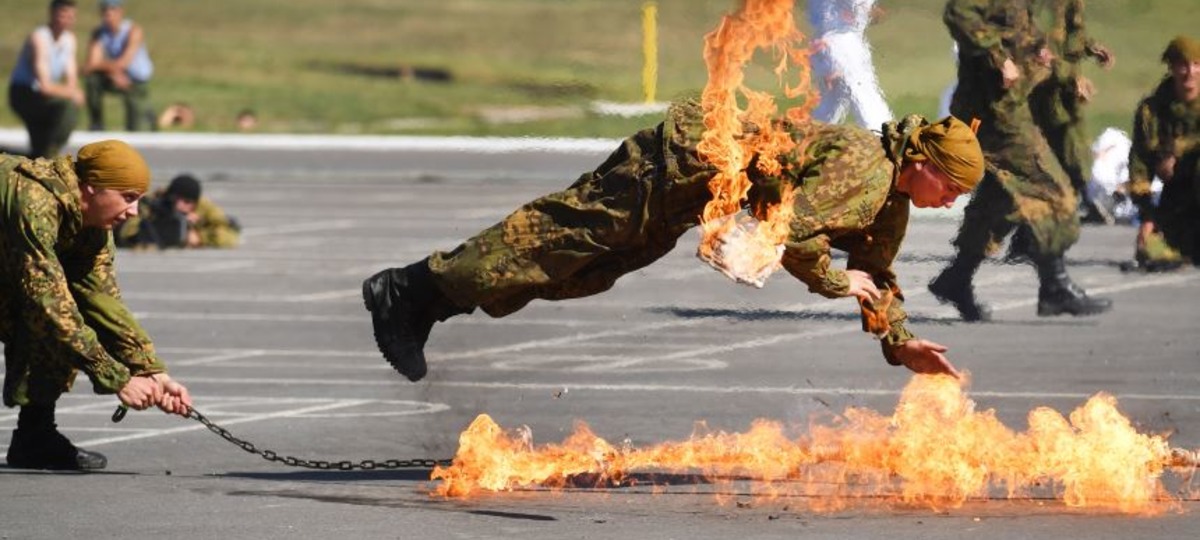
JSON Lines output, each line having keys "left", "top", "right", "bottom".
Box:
{"left": 431, "top": 376, "right": 1188, "bottom": 514}
{"left": 695, "top": 0, "right": 815, "bottom": 285}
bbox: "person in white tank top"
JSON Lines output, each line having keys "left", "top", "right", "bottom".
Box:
{"left": 83, "top": 0, "right": 155, "bottom": 132}
{"left": 807, "top": 0, "right": 894, "bottom": 131}
{"left": 6, "top": 0, "right": 83, "bottom": 158}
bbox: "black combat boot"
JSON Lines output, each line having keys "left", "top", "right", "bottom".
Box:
{"left": 362, "top": 258, "right": 471, "bottom": 381}
{"left": 928, "top": 252, "right": 992, "bottom": 322}
{"left": 1035, "top": 255, "right": 1113, "bottom": 316}
{"left": 6, "top": 404, "right": 107, "bottom": 470}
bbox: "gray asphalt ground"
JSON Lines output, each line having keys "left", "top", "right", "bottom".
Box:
{"left": 1, "top": 144, "right": 1198, "bottom": 539}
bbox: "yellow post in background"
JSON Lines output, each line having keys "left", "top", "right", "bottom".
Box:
{"left": 642, "top": 1, "right": 658, "bottom": 104}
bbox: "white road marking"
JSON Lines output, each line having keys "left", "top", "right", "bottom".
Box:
{"left": 172, "top": 350, "right": 268, "bottom": 367}
{"left": 71, "top": 401, "right": 371, "bottom": 448}
{"left": 239, "top": 219, "right": 358, "bottom": 238}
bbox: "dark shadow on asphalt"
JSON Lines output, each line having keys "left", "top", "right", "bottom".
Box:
{"left": 225, "top": 488, "right": 561, "bottom": 520}
{"left": 218, "top": 469, "right": 435, "bottom": 482}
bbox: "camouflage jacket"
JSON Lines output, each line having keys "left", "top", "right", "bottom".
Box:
{"left": 945, "top": 0, "right": 1047, "bottom": 116}
{"left": 0, "top": 154, "right": 164, "bottom": 394}
{"left": 1129, "top": 78, "right": 1200, "bottom": 219}
{"left": 720, "top": 112, "right": 923, "bottom": 350}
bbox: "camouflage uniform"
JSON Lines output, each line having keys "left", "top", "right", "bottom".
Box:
{"left": 0, "top": 154, "right": 164, "bottom": 408}
{"left": 944, "top": 0, "right": 1079, "bottom": 259}
{"left": 1129, "top": 77, "right": 1200, "bottom": 263}
{"left": 116, "top": 190, "right": 240, "bottom": 249}
{"left": 428, "top": 100, "right": 929, "bottom": 359}
{"left": 1029, "top": 0, "right": 1107, "bottom": 203}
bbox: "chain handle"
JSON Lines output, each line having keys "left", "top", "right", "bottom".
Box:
{"left": 114, "top": 405, "right": 453, "bottom": 470}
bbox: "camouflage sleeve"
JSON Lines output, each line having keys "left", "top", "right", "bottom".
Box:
{"left": 943, "top": 0, "right": 1011, "bottom": 70}
{"left": 841, "top": 196, "right": 917, "bottom": 361}
{"left": 780, "top": 235, "right": 850, "bottom": 299}
{"left": 14, "top": 188, "right": 131, "bottom": 394}
{"left": 65, "top": 231, "right": 166, "bottom": 376}
{"left": 1128, "top": 98, "right": 1159, "bottom": 219}
{"left": 1061, "top": 0, "right": 1092, "bottom": 62}
{"left": 194, "top": 198, "right": 240, "bottom": 248}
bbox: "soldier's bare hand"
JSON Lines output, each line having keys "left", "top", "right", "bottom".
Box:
{"left": 893, "top": 339, "right": 961, "bottom": 378}
{"left": 845, "top": 270, "right": 881, "bottom": 303}
{"left": 1137, "top": 221, "right": 1156, "bottom": 249}
{"left": 1093, "top": 45, "right": 1115, "bottom": 69}
{"left": 1075, "top": 77, "right": 1096, "bottom": 102}
{"left": 1036, "top": 47, "right": 1056, "bottom": 67}
{"left": 149, "top": 374, "right": 193, "bottom": 416}
{"left": 118, "top": 376, "right": 164, "bottom": 410}
{"left": 1001, "top": 58, "right": 1021, "bottom": 89}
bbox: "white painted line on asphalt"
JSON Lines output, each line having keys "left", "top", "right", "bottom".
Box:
{"left": 71, "top": 400, "right": 372, "bottom": 448}
{"left": 172, "top": 350, "right": 268, "bottom": 367}
{"left": 240, "top": 219, "right": 358, "bottom": 238}
{"left": 986, "top": 271, "right": 1200, "bottom": 312}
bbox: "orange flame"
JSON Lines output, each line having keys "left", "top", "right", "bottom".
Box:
{"left": 431, "top": 376, "right": 1185, "bottom": 514}
{"left": 695, "top": 0, "right": 815, "bottom": 285}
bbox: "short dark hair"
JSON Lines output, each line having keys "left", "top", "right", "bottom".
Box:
{"left": 166, "top": 174, "right": 202, "bottom": 203}
{"left": 50, "top": 0, "right": 77, "bottom": 11}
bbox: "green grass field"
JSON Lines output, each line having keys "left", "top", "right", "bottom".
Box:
{"left": 0, "top": 0, "right": 1192, "bottom": 139}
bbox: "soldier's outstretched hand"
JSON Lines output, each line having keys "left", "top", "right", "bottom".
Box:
{"left": 892, "top": 339, "right": 961, "bottom": 378}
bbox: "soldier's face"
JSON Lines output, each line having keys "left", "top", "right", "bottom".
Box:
{"left": 80, "top": 184, "right": 143, "bottom": 229}
{"left": 901, "top": 162, "right": 968, "bottom": 209}
{"left": 1170, "top": 60, "right": 1199, "bottom": 100}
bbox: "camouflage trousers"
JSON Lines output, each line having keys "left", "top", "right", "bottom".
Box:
{"left": 1030, "top": 77, "right": 1091, "bottom": 197}
{"left": 1, "top": 297, "right": 78, "bottom": 408}
{"left": 428, "top": 120, "right": 718, "bottom": 318}
{"left": 1140, "top": 150, "right": 1200, "bottom": 264}
{"left": 951, "top": 99, "right": 1080, "bottom": 259}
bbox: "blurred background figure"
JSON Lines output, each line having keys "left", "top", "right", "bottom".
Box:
{"left": 807, "top": 0, "right": 894, "bottom": 130}
{"left": 156, "top": 102, "right": 194, "bottom": 130}
{"left": 1125, "top": 36, "right": 1200, "bottom": 271}
{"left": 116, "top": 173, "right": 241, "bottom": 249}
{"left": 1087, "top": 127, "right": 1136, "bottom": 224}
{"left": 7, "top": 0, "right": 83, "bottom": 159}
{"left": 1029, "top": 0, "right": 1115, "bottom": 224}
{"left": 236, "top": 108, "right": 258, "bottom": 131}
{"left": 83, "top": 0, "right": 154, "bottom": 132}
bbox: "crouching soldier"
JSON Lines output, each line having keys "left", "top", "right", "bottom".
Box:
{"left": 2, "top": 140, "right": 192, "bottom": 470}
{"left": 115, "top": 173, "right": 240, "bottom": 249}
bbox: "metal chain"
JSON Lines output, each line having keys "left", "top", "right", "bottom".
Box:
{"left": 186, "top": 409, "right": 454, "bottom": 470}
{"left": 114, "top": 405, "right": 453, "bottom": 470}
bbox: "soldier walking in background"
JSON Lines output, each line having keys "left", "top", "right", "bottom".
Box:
{"left": 1, "top": 140, "right": 192, "bottom": 470}
{"left": 362, "top": 99, "right": 985, "bottom": 383}
{"left": 1125, "top": 36, "right": 1200, "bottom": 271}
{"left": 930, "top": 0, "right": 1111, "bottom": 322}
{"left": 1029, "top": 0, "right": 1115, "bottom": 224}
